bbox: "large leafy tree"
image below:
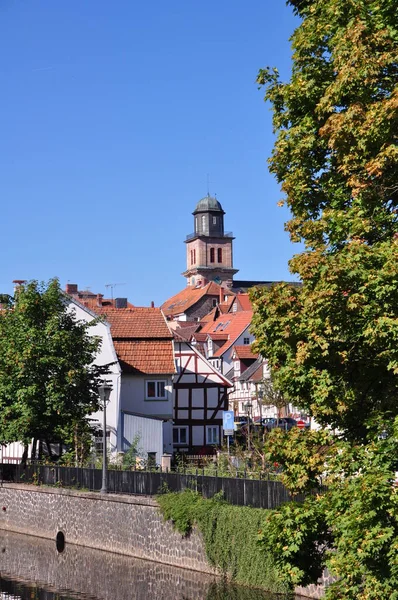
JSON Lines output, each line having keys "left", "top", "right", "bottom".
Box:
{"left": 252, "top": 0, "right": 398, "bottom": 441}
{"left": 0, "top": 279, "right": 108, "bottom": 461}
{"left": 250, "top": 1, "right": 398, "bottom": 598}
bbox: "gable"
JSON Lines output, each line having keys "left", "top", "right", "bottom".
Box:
{"left": 174, "top": 341, "right": 232, "bottom": 387}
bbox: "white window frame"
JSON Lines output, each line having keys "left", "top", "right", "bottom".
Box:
{"left": 145, "top": 380, "right": 167, "bottom": 400}
{"left": 173, "top": 426, "right": 188, "bottom": 445}
{"left": 206, "top": 425, "right": 219, "bottom": 445}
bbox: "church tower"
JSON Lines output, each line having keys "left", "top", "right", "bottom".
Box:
{"left": 182, "top": 195, "right": 238, "bottom": 287}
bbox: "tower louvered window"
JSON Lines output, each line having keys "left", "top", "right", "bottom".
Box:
{"left": 218, "top": 248, "right": 222, "bottom": 263}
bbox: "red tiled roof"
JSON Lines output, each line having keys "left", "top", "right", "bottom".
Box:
{"left": 192, "top": 332, "right": 207, "bottom": 342}
{"left": 208, "top": 332, "right": 229, "bottom": 340}
{"left": 199, "top": 311, "right": 252, "bottom": 357}
{"left": 88, "top": 305, "right": 174, "bottom": 374}
{"left": 236, "top": 294, "right": 252, "bottom": 311}
{"left": 82, "top": 298, "right": 135, "bottom": 310}
{"left": 161, "top": 282, "right": 222, "bottom": 317}
{"left": 232, "top": 345, "right": 258, "bottom": 360}
{"left": 173, "top": 324, "right": 201, "bottom": 341}
{"left": 200, "top": 307, "right": 218, "bottom": 322}
{"left": 113, "top": 340, "right": 175, "bottom": 374}
{"left": 93, "top": 307, "right": 172, "bottom": 339}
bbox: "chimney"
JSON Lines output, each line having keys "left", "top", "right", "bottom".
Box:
{"left": 115, "top": 297, "right": 128, "bottom": 309}
{"left": 97, "top": 293, "right": 103, "bottom": 307}
{"left": 65, "top": 283, "right": 78, "bottom": 295}
{"left": 150, "top": 301, "right": 155, "bottom": 308}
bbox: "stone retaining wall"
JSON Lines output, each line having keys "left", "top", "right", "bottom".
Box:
{"left": 0, "top": 484, "right": 213, "bottom": 574}
{"left": 0, "top": 529, "right": 217, "bottom": 600}
{"left": 0, "top": 483, "right": 328, "bottom": 598}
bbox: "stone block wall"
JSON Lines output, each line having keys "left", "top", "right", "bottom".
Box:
{"left": 0, "top": 484, "right": 214, "bottom": 574}
{"left": 0, "top": 483, "right": 328, "bottom": 599}
{"left": 0, "top": 529, "right": 215, "bottom": 600}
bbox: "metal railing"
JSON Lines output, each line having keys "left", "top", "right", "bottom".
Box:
{"left": 185, "top": 231, "right": 234, "bottom": 241}
{"left": 0, "top": 463, "right": 324, "bottom": 509}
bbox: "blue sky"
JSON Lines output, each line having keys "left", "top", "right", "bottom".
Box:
{"left": 1, "top": 1, "right": 299, "bottom": 306}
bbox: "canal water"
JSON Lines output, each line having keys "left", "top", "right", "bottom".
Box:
{"left": 0, "top": 530, "right": 300, "bottom": 600}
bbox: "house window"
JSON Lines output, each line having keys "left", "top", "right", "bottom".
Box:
{"left": 173, "top": 427, "right": 188, "bottom": 445}
{"left": 146, "top": 380, "right": 167, "bottom": 400}
{"left": 207, "top": 338, "right": 213, "bottom": 356}
{"left": 243, "top": 337, "right": 250, "bottom": 345}
{"left": 210, "top": 247, "right": 215, "bottom": 263}
{"left": 217, "top": 248, "right": 222, "bottom": 263}
{"left": 212, "top": 298, "right": 217, "bottom": 307}
{"left": 206, "top": 426, "right": 219, "bottom": 445}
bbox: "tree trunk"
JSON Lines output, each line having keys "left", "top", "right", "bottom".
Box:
{"left": 74, "top": 425, "right": 79, "bottom": 467}
{"left": 38, "top": 439, "right": 43, "bottom": 461}
{"left": 31, "top": 438, "right": 37, "bottom": 461}
{"left": 21, "top": 444, "right": 28, "bottom": 467}
{"left": 45, "top": 439, "right": 53, "bottom": 459}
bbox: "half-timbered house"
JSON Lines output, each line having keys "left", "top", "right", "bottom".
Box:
{"left": 173, "top": 340, "right": 232, "bottom": 452}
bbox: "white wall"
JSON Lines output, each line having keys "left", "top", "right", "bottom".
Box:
{"left": 67, "top": 301, "right": 121, "bottom": 454}
{"left": 220, "top": 326, "right": 254, "bottom": 374}
{"left": 121, "top": 412, "right": 164, "bottom": 464}
{"left": 120, "top": 375, "right": 173, "bottom": 419}
{"left": 120, "top": 375, "right": 173, "bottom": 455}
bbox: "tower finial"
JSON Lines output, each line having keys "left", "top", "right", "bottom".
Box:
{"left": 207, "top": 173, "right": 210, "bottom": 197}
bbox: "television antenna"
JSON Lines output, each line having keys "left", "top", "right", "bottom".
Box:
{"left": 105, "top": 283, "right": 126, "bottom": 300}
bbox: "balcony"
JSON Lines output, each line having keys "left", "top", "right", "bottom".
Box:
{"left": 186, "top": 231, "right": 234, "bottom": 241}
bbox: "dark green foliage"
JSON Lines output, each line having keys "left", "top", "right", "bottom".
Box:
{"left": 157, "top": 490, "right": 290, "bottom": 595}
{"left": 0, "top": 279, "right": 109, "bottom": 452}
{"left": 259, "top": 497, "right": 331, "bottom": 587}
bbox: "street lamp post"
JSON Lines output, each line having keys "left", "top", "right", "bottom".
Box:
{"left": 98, "top": 382, "right": 112, "bottom": 494}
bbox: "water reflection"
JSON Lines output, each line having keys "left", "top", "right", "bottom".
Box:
{"left": 0, "top": 530, "right": 294, "bottom": 600}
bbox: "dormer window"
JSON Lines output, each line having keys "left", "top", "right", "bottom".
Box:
{"left": 208, "top": 338, "right": 213, "bottom": 356}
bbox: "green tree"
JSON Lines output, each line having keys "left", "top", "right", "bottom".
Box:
{"left": 0, "top": 279, "right": 109, "bottom": 462}
{"left": 253, "top": 0, "right": 398, "bottom": 441}
{"left": 251, "top": 1, "right": 398, "bottom": 597}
